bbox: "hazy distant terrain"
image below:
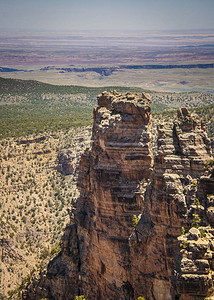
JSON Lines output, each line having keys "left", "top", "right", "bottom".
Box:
{"left": 1, "top": 76, "right": 214, "bottom": 140}
{"left": 0, "top": 30, "right": 213, "bottom": 92}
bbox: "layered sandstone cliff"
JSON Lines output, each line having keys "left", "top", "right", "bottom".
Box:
{"left": 129, "top": 107, "right": 213, "bottom": 299}
{"left": 27, "top": 92, "right": 213, "bottom": 300}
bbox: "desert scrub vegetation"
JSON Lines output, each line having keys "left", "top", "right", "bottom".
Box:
{"left": 204, "top": 159, "right": 214, "bottom": 173}
{"left": 132, "top": 214, "right": 139, "bottom": 229}
{"left": 7, "top": 268, "right": 36, "bottom": 300}
{"left": 0, "top": 127, "right": 91, "bottom": 297}
{"left": 7, "top": 239, "right": 62, "bottom": 300}
{"left": 191, "top": 214, "right": 201, "bottom": 229}
{"left": 151, "top": 92, "right": 214, "bottom": 108}
{"left": 1, "top": 77, "right": 214, "bottom": 297}
{"left": 0, "top": 104, "right": 93, "bottom": 139}
{"left": 1, "top": 77, "right": 214, "bottom": 139}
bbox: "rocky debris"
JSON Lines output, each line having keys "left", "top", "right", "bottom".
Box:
{"left": 57, "top": 149, "right": 76, "bottom": 175}
{"left": 157, "top": 107, "right": 212, "bottom": 176}
{"left": 26, "top": 92, "right": 213, "bottom": 300}
{"left": 174, "top": 165, "right": 214, "bottom": 300}
{"left": 174, "top": 108, "right": 211, "bottom": 162}
{"left": 16, "top": 136, "right": 46, "bottom": 144}
{"left": 0, "top": 238, "right": 24, "bottom": 262}
{"left": 176, "top": 226, "right": 214, "bottom": 299}
{"left": 187, "top": 227, "right": 201, "bottom": 240}
{"left": 0, "top": 127, "right": 92, "bottom": 298}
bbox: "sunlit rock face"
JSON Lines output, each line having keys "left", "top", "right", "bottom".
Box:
{"left": 129, "top": 107, "right": 212, "bottom": 300}
{"left": 75, "top": 91, "right": 154, "bottom": 299}
{"left": 26, "top": 92, "right": 213, "bottom": 300}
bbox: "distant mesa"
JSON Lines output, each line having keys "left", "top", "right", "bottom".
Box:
{"left": 0, "top": 67, "right": 31, "bottom": 72}
{"left": 40, "top": 66, "right": 56, "bottom": 71}
{"left": 39, "top": 63, "right": 214, "bottom": 77}
{"left": 180, "top": 80, "right": 188, "bottom": 85}
{"left": 2, "top": 63, "right": 213, "bottom": 76}
{"left": 0, "top": 66, "right": 24, "bottom": 72}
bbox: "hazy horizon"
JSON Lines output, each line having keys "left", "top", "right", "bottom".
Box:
{"left": 0, "top": 0, "right": 214, "bottom": 32}
{"left": 0, "top": 0, "right": 213, "bottom": 93}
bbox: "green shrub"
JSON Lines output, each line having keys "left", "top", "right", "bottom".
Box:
{"left": 180, "top": 240, "right": 188, "bottom": 249}
{"left": 132, "top": 215, "right": 139, "bottom": 229}
{"left": 191, "top": 214, "right": 201, "bottom": 228}
{"left": 75, "top": 296, "right": 86, "bottom": 300}
{"left": 199, "top": 229, "right": 206, "bottom": 238}
{"left": 40, "top": 248, "right": 50, "bottom": 260}
{"left": 181, "top": 227, "right": 185, "bottom": 235}
{"left": 50, "top": 242, "right": 61, "bottom": 256}
{"left": 204, "top": 159, "right": 214, "bottom": 172}
{"left": 194, "top": 198, "right": 200, "bottom": 208}
{"left": 192, "top": 179, "right": 197, "bottom": 186}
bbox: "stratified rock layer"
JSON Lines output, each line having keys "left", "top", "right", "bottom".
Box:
{"left": 75, "top": 91, "right": 153, "bottom": 299}
{"left": 26, "top": 92, "right": 213, "bottom": 300}
{"left": 129, "top": 107, "right": 212, "bottom": 299}
{"left": 57, "top": 149, "right": 76, "bottom": 175}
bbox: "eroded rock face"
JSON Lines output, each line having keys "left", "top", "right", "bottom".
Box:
{"left": 128, "top": 107, "right": 212, "bottom": 299}
{"left": 75, "top": 91, "right": 153, "bottom": 299}
{"left": 57, "top": 149, "right": 76, "bottom": 175}
{"left": 26, "top": 92, "right": 213, "bottom": 300}
{"left": 174, "top": 171, "right": 214, "bottom": 300}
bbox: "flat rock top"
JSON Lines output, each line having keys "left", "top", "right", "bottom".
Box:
{"left": 97, "top": 90, "right": 152, "bottom": 112}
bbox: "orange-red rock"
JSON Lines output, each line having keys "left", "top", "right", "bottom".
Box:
{"left": 26, "top": 93, "right": 214, "bottom": 300}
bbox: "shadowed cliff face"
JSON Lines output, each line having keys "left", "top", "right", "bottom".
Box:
{"left": 26, "top": 92, "right": 213, "bottom": 300}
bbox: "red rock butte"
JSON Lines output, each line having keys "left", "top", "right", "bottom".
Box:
{"left": 27, "top": 91, "right": 214, "bottom": 300}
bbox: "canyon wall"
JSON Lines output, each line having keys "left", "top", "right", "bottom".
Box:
{"left": 27, "top": 91, "right": 213, "bottom": 300}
